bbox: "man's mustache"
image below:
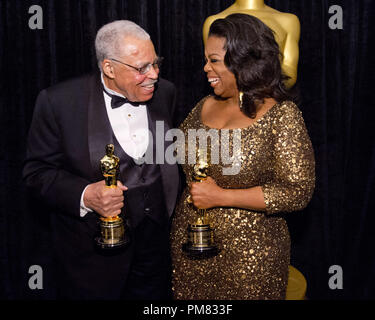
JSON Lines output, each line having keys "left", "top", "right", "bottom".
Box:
{"left": 141, "top": 79, "right": 158, "bottom": 86}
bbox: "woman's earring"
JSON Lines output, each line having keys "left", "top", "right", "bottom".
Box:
{"left": 239, "top": 91, "right": 244, "bottom": 109}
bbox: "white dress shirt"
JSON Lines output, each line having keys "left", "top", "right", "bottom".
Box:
{"left": 79, "top": 74, "right": 150, "bottom": 217}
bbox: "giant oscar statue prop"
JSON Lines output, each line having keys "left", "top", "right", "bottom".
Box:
{"left": 94, "top": 144, "right": 129, "bottom": 249}
{"left": 203, "top": 0, "right": 300, "bottom": 88}
{"left": 183, "top": 158, "right": 219, "bottom": 258}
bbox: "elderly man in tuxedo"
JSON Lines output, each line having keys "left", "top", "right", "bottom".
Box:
{"left": 23, "top": 20, "right": 179, "bottom": 300}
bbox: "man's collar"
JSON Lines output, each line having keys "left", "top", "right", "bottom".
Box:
{"left": 100, "top": 73, "right": 127, "bottom": 98}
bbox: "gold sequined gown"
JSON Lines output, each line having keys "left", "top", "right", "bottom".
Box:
{"left": 170, "top": 97, "right": 315, "bottom": 300}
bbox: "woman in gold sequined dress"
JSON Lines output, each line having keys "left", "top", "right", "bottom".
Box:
{"left": 170, "top": 14, "right": 315, "bottom": 299}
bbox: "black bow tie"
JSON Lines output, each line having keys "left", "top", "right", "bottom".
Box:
{"left": 103, "top": 89, "right": 142, "bottom": 108}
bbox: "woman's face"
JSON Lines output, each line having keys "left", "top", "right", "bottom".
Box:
{"left": 204, "top": 36, "right": 238, "bottom": 99}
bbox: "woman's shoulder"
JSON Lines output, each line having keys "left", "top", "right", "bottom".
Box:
{"left": 179, "top": 95, "right": 211, "bottom": 129}
{"left": 189, "top": 95, "right": 212, "bottom": 115}
{"left": 276, "top": 100, "right": 299, "bottom": 110}
{"left": 273, "top": 100, "right": 303, "bottom": 118}
{"left": 194, "top": 95, "right": 212, "bottom": 111}
{"left": 271, "top": 100, "right": 308, "bottom": 129}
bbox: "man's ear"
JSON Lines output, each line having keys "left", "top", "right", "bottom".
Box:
{"left": 102, "top": 59, "right": 115, "bottom": 79}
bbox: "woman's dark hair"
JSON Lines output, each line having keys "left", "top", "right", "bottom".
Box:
{"left": 208, "top": 13, "right": 296, "bottom": 118}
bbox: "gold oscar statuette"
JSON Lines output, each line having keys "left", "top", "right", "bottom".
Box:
{"left": 182, "top": 159, "right": 219, "bottom": 258}
{"left": 94, "top": 144, "right": 129, "bottom": 249}
{"left": 202, "top": 0, "right": 301, "bottom": 88}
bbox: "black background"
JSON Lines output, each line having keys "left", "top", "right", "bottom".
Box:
{"left": 0, "top": 0, "right": 374, "bottom": 300}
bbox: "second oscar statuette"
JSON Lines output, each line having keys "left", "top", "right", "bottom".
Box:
{"left": 94, "top": 144, "right": 129, "bottom": 249}
{"left": 182, "top": 158, "right": 219, "bottom": 258}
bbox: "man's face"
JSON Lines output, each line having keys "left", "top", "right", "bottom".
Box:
{"left": 104, "top": 36, "right": 159, "bottom": 102}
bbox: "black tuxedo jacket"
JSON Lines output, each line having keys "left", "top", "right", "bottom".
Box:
{"left": 23, "top": 73, "right": 179, "bottom": 299}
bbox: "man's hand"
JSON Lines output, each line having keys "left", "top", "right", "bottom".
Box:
{"left": 83, "top": 180, "right": 128, "bottom": 218}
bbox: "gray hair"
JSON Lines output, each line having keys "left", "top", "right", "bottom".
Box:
{"left": 95, "top": 20, "right": 150, "bottom": 71}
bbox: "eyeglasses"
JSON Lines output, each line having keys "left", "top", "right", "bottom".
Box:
{"left": 110, "top": 57, "right": 164, "bottom": 75}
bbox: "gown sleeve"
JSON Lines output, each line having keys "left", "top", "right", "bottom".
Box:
{"left": 261, "top": 101, "right": 315, "bottom": 214}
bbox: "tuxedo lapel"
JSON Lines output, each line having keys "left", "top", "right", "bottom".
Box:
{"left": 147, "top": 90, "right": 179, "bottom": 218}
{"left": 113, "top": 134, "right": 139, "bottom": 185}
{"left": 87, "top": 73, "right": 113, "bottom": 181}
{"left": 87, "top": 76, "right": 179, "bottom": 217}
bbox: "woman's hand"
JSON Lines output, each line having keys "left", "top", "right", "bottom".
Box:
{"left": 189, "top": 176, "right": 224, "bottom": 209}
